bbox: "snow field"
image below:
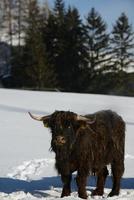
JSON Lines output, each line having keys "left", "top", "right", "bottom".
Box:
{"left": 0, "top": 89, "right": 134, "bottom": 199}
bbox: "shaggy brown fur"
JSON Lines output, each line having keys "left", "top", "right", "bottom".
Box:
{"left": 30, "top": 110, "right": 125, "bottom": 199}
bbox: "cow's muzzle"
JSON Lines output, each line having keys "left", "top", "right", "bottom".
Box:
{"left": 54, "top": 136, "right": 66, "bottom": 146}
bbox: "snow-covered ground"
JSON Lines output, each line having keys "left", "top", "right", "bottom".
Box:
{"left": 0, "top": 88, "right": 134, "bottom": 200}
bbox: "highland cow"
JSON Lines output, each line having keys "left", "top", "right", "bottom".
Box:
{"left": 29, "top": 110, "right": 125, "bottom": 199}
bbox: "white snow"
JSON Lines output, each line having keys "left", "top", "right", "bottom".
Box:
{"left": 0, "top": 88, "right": 134, "bottom": 199}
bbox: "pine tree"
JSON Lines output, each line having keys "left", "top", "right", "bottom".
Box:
{"left": 22, "top": 0, "right": 57, "bottom": 89}
{"left": 3, "top": 0, "right": 13, "bottom": 46}
{"left": 62, "top": 6, "right": 89, "bottom": 91}
{"left": 86, "top": 8, "right": 111, "bottom": 79}
{"left": 45, "top": 1, "right": 88, "bottom": 91}
{"left": 54, "top": 0, "right": 65, "bottom": 14}
{"left": 10, "top": 0, "right": 35, "bottom": 88}
{"left": 0, "top": 1, "right": 6, "bottom": 41}
{"left": 111, "top": 13, "right": 134, "bottom": 72}
{"left": 13, "top": 0, "right": 29, "bottom": 49}
{"left": 44, "top": 0, "right": 66, "bottom": 90}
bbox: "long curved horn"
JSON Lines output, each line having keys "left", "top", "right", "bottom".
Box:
{"left": 77, "top": 115, "right": 88, "bottom": 121}
{"left": 28, "top": 112, "right": 44, "bottom": 121}
{"left": 28, "top": 112, "right": 50, "bottom": 121}
{"left": 77, "top": 115, "right": 96, "bottom": 124}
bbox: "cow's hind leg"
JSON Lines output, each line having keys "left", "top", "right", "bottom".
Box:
{"left": 61, "top": 174, "right": 72, "bottom": 197}
{"left": 92, "top": 166, "right": 108, "bottom": 196}
{"left": 108, "top": 161, "right": 124, "bottom": 197}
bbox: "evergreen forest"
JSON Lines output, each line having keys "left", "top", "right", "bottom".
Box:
{"left": 0, "top": 0, "right": 134, "bottom": 96}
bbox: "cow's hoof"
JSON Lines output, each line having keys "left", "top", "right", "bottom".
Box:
{"left": 78, "top": 193, "right": 88, "bottom": 199}
{"left": 61, "top": 193, "right": 70, "bottom": 198}
{"left": 108, "top": 191, "right": 119, "bottom": 197}
{"left": 61, "top": 189, "right": 71, "bottom": 198}
{"left": 92, "top": 189, "right": 103, "bottom": 196}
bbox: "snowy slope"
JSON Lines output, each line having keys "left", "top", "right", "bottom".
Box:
{"left": 0, "top": 88, "right": 134, "bottom": 200}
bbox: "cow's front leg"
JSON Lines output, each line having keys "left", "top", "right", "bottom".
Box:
{"left": 76, "top": 173, "right": 88, "bottom": 199}
{"left": 61, "top": 174, "right": 72, "bottom": 197}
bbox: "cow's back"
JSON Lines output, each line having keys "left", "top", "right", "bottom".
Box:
{"left": 84, "top": 110, "right": 125, "bottom": 169}
{"left": 85, "top": 110, "right": 125, "bottom": 138}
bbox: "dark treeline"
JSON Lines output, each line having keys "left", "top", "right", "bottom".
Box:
{"left": 0, "top": 0, "right": 134, "bottom": 96}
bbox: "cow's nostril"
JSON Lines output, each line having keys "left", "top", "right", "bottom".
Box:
{"left": 56, "top": 136, "right": 66, "bottom": 144}
{"left": 61, "top": 137, "right": 65, "bottom": 141}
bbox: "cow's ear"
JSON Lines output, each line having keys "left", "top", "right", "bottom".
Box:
{"left": 28, "top": 112, "right": 51, "bottom": 128}
{"left": 43, "top": 119, "right": 50, "bottom": 128}
{"left": 42, "top": 116, "right": 51, "bottom": 128}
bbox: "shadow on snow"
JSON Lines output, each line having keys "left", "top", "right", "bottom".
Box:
{"left": 0, "top": 176, "right": 134, "bottom": 197}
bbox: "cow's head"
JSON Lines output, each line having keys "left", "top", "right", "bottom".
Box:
{"left": 29, "top": 111, "right": 95, "bottom": 154}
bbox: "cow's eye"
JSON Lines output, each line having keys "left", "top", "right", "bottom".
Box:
{"left": 65, "top": 121, "right": 71, "bottom": 129}
{"left": 67, "top": 125, "right": 71, "bottom": 129}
